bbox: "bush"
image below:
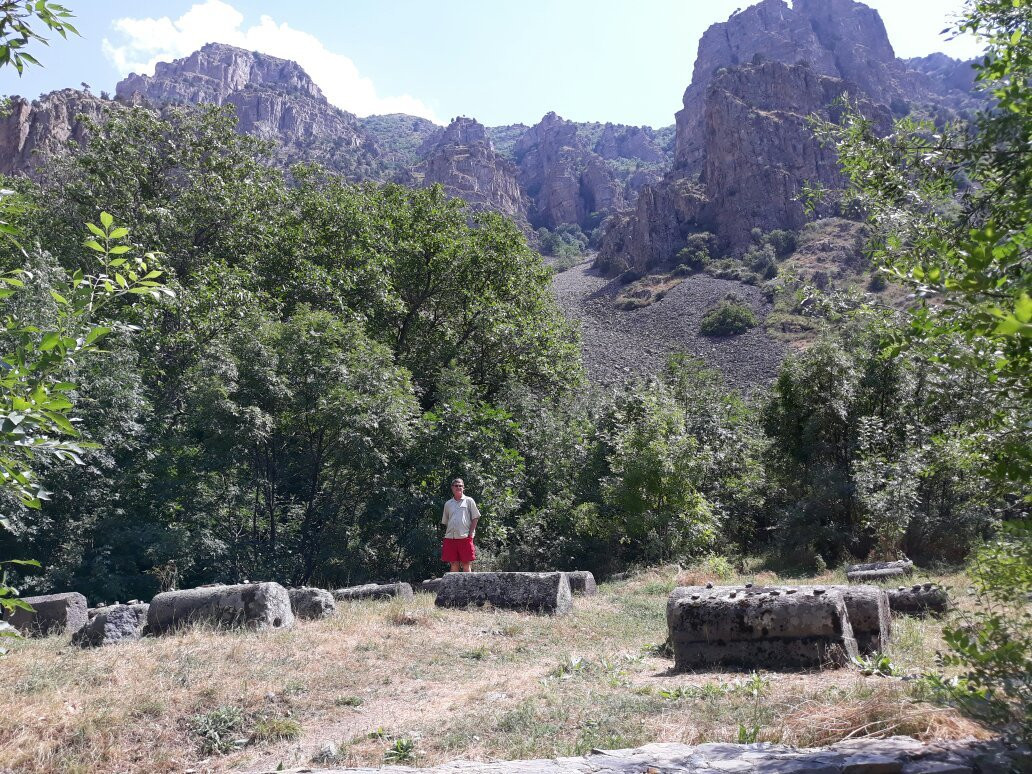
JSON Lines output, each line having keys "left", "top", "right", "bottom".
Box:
{"left": 700, "top": 299, "right": 758, "bottom": 336}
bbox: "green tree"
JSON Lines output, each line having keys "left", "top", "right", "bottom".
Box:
{"left": 0, "top": 0, "right": 77, "bottom": 74}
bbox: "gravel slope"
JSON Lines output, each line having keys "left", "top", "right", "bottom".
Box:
{"left": 551, "top": 261, "right": 787, "bottom": 391}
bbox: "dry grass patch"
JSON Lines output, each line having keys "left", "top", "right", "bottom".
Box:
{"left": 0, "top": 567, "right": 986, "bottom": 772}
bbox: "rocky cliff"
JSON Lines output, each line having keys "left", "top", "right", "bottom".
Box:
{"left": 0, "top": 89, "right": 114, "bottom": 176}
{"left": 115, "top": 42, "right": 381, "bottom": 178}
{"left": 598, "top": 0, "right": 975, "bottom": 274}
{"left": 417, "top": 116, "right": 529, "bottom": 227}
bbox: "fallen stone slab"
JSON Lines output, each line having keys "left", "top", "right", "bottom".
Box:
{"left": 848, "top": 566, "right": 910, "bottom": 583}
{"left": 147, "top": 582, "right": 294, "bottom": 634}
{"left": 668, "top": 586, "right": 857, "bottom": 670}
{"left": 563, "top": 571, "right": 597, "bottom": 596}
{"left": 288, "top": 587, "right": 336, "bottom": 620}
{"left": 415, "top": 578, "right": 443, "bottom": 594}
{"left": 435, "top": 572, "right": 572, "bottom": 615}
{"left": 255, "top": 736, "right": 1029, "bottom": 773}
{"left": 3, "top": 592, "right": 87, "bottom": 637}
{"left": 671, "top": 585, "right": 890, "bottom": 655}
{"left": 847, "top": 559, "right": 914, "bottom": 583}
{"left": 332, "top": 582, "right": 413, "bottom": 601}
{"left": 73, "top": 603, "right": 148, "bottom": 647}
{"left": 888, "top": 584, "right": 950, "bottom": 617}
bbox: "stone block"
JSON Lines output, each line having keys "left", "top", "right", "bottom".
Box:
{"left": 332, "top": 582, "right": 413, "bottom": 601}
{"left": 563, "top": 571, "right": 597, "bottom": 596}
{"left": 73, "top": 603, "right": 148, "bottom": 647}
{"left": 847, "top": 560, "right": 913, "bottom": 583}
{"left": 287, "top": 587, "right": 336, "bottom": 620}
{"left": 435, "top": 572, "right": 572, "bottom": 615}
{"left": 4, "top": 592, "right": 87, "bottom": 637}
{"left": 667, "top": 586, "right": 857, "bottom": 670}
{"left": 415, "top": 578, "right": 443, "bottom": 594}
{"left": 147, "top": 582, "right": 294, "bottom": 634}
{"left": 887, "top": 584, "right": 949, "bottom": 617}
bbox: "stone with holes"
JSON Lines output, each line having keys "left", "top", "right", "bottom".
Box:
{"left": 147, "top": 582, "right": 294, "bottom": 634}
{"left": 887, "top": 584, "right": 949, "bottom": 617}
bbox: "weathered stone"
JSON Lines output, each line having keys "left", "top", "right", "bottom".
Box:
{"left": 847, "top": 559, "right": 914, "bottom": 575}
{"left": 72, "top": 603, "right": 148, "bottom": 647}
{"left": 435, "top": 572, "right": 572, "bottom": 615}
{"left": 287, "top": 587, "right": 336, "bottom": 620}
{"left": 667, "top": 586, "right": 857, "bottom": 670}
{"left": 332, "top": 582, "right": 413, "bottom": 602}
{"left": 887, "top": 585, "right": 949, "bottom": 617}
{"left": 563, "top": 571, "right": 597, "bottom": 596}
{"left": 147, "top": 582, "right": 294, "bottom": 634}
{"left": 671, "top": 584, "right": 890, "bottom": 656}
{"left": 3, "top": 592, "right": 87, "bottom": 637}
{"left": 260, "top": 736, "right": 1027, "bottom": 773}
{"left": 848, "top": 567, "right": 909, "bottom": 583}
{"left": 415, "top": 578, "right": 443, "bottom": 594}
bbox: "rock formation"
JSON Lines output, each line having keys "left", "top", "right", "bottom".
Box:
{"left": 115, "top": 42, "right": 379, "bottom": 178}
{"left": 418, "top": 116, "right": 529, "bottom": 227}
{"left": 0, "top": 89, "right": 113, "bottom": 176}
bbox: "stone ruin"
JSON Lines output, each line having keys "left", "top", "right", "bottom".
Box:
{"left": 288, "top": 587, "right": 337, "bottom": 620}
{"left": 667, "top": 585, "right": 858, "bottom": 670}
{"left": 434, "top": 571, "right": 572, "bottom": 615}
{"left": 846, "top": 558, "right": 914, "bottom": 583}
{"left": 888, "top": 583, "right": 949, "bottom": 617}
{"left": 563, "top": 570, "right": 597, "bottom": 596}
{"left": 332, "top": 582, "right": 414, "bottom": 601}
{"left": 73, "top": 603, "right": 149, "bottom": 648}
{"left": 147, "top": 582, "right": 294, "bottom": 634}
{"left": 2, "top": 592, "right": 87, "bottom": 637}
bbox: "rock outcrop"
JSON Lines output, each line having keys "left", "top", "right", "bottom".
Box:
{"left": 115, "top": 42, "right": 379, "bottom": 177}
{"left": 0, "top": 89, "right": 113, "bottom": 176}
{"left": 418, "top": 117, "right": 529, "bottom": 226}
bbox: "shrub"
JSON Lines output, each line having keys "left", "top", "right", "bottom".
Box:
{"left": 190, "top": 706, "right": 246, "bottom": 754}
{"left": 700, "top": 299, "right": 758, "bottom": 336}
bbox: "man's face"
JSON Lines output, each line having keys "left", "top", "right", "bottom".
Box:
{"left": 451, "top": 482, "right": 464, "bottom": 501}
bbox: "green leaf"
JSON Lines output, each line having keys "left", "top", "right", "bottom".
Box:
{"left": 84, "top": 326, "right": 110, "bottom": 345}
{"left": 48, "top": 290, "right": 68, "bottom": 305}
{"left": 1015, "top": 292, "right": 1032, "bottom": 324}
{"left": 84, "top": 239, "right": 105, "bottom": 252}
{"left": 86, "top": 222, "right": 105, "bottom": 237}
{"left": 39, "top": 332, "right": 60, "bottom": 352}
{"left": 108, "top": 227, "right": 129, "bottom": 239}
{"left": 99, "top": 211, "right": 114, "bottom": 228}
{"left": 108, "top": 245, "right": 130, "bottom": 255}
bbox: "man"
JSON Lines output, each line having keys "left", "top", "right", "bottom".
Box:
{"left": 441, "top": 477, "right": 480, "bottom": 572}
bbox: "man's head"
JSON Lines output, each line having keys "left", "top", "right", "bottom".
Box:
{"left": 451, "top": 478, "right": 465, "bottom": 500}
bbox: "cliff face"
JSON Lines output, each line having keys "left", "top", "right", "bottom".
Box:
{"left": 701, "top": 61, "right": 891, "bottom": 248}
{"left": 418, "top": 117, "right": 529, "bottom": 226}
{"left": 115, "top": 42, "right": 379, "bottom": 178}
{"left": 673, "top": 0, "right": 949, "bottom": 172}
{"left": 0, "top": 89, "right": 114, "bottom": 176}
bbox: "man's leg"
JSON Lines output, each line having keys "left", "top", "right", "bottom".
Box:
{"left": 449, "top": 561, "right": 461, "bottom": 572}
{"left": 459, "top": 561, "right": 472, "bottom": 572}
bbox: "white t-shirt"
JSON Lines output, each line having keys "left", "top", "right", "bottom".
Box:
{"left": 442, "top": 495, "right": 481, "bottom": 539}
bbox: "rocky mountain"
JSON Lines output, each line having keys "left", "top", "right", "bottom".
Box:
{"left": 597, "top": 0, "right": 978, "bottom": 273}
{"left": 0, "top": 89, "right": 113, "bottom": 176}
{"left": 415, "top": 116, "right": 529, "bottom": 227}
{"left": 114, "top": 42, "right": 384, "bottom": 179}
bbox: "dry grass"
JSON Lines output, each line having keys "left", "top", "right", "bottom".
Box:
{"left": 0, "top": 565, "right": 987, "bottom": 772}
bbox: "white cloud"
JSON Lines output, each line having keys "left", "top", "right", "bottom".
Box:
{"left": 102, "top": 0, "right": 439, "bottom": 122}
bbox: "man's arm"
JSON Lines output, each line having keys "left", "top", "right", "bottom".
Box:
{"left": 469, "top": 500, "right": 481, "bottom": 538}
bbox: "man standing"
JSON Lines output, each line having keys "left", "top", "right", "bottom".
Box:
{"left": 441, "top": 478, "right": 480, "bottom": 572}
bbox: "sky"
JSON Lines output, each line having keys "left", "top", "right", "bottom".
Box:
{"left": 2, "top": 0, "right": 983, "bottom": 128}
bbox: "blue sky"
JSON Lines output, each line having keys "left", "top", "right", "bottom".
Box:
{"left": 3, "top": 0, "right": 982, "bottom": 128}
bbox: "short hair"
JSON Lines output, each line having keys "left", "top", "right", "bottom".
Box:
{"left": 451, "top": 478, "right": 464, "bottom": 486}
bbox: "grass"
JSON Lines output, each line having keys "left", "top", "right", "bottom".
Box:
{"left": 0, "top": 566, "right": 988, "bottom": 772}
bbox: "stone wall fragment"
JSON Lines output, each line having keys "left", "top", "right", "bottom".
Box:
{"left": 147, "top": 582, "right": 294, "bottom": 634}
{"left": 435, "top": 572, "right": 572, "bottom": 615}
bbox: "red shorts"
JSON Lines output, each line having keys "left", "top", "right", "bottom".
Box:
{"left": 442, "top": 536, "right": 476, "bottom": 563}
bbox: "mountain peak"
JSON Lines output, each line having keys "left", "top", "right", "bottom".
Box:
{"left": 117, "top": 43, "right": 326, "bottom": 106}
